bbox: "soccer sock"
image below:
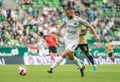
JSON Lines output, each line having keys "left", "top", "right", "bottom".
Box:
{"left": 50, "top": 56, "right": 64, "bottom": 69}
{"left": 88, "top": 55, "right": 95, "bottom": 65}
{"left": 111, "top": 57, "right": 114, "bottom": 63}
{"left": 72, "top": 56, "right": 83, "bottom": 69}
{"left": 51, "top": 55, "right": 55, "bottom": 62}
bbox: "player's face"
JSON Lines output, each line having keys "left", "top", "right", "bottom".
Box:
{"left": 65, "top": 9, "right": 74, "bottom": 19}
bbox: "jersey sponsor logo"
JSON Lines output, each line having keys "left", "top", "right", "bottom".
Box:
{"left": 67, "top": 25, "right": 77, "bottom": 28}
{"left": 67, "top": 30, "right": 77, "bottom": 34}
{"left": 66, "top": 21, "right": 78, "bottom": 28}
{"left": 74, "top": 22, "right": 77, "bottom": 25}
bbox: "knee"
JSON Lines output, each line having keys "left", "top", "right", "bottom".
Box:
{"left": 69, "top": 55, "right": 74, "bottom": 60}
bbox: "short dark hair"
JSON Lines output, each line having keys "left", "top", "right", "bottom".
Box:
{"left": 75, "top": 11, "right": 80, "bottom": 15}
{"left": 65, "top": 7, "right": 74, "bottom": 11}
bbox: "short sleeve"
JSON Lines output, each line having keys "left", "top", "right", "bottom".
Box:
{"left": 78, "top": 17, "right": 88, "bottom": 24}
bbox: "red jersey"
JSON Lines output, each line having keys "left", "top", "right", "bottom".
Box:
{"left": 45, "top": 34, "right": 57, "bottom": 47}
{"left": 24, "top": 0, "right": 29, "bottom": 3}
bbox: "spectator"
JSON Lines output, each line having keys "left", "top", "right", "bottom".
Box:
{"left": 89, "top": 8, "right": 95, "bottom": 22}
{"left": 0, "top": 0, "right": 120, "bottom": 48}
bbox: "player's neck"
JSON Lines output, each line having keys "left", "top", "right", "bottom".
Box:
{"left": 67, "top": 15, "right": 76, "bottom": 20}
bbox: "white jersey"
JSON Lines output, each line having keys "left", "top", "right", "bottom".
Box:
{"left": 37, "top": 41, "right": 46, "bottom": 56}
{"left": 37, "top": 41, "right": 45, "bottom": 49}
{"left": 62, "top": 16, "right": 87, "bottom": 42}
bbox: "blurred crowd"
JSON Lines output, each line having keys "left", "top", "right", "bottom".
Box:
{"left": 0, "top": 0, "right": 120, "bottom": 47}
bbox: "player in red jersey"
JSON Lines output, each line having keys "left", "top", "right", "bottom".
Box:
{"left": 45, "top": 31, "right": 58, "bottom": 62}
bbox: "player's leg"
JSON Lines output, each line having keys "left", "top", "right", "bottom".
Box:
{"left": 68, "top": 49, "right": 83, "bottom": 68}
{"left": 108, "top": 53, "right": 114, "bottom": 63}
{"left": 47, "top": 49, "right": 70, "bottom": 73}
{"left": 79, "top": 44, "right": 97, "bottom": 72}
{"left": 85, "top": 52, "right": 97, "bottom": 72}
{"left": 67, "top": 42, "right": 85, "bottom": 77}
{"left": 49, "top": 46, "right": 55, "bottom": 62}
{"left": 47, "top": 48, "right": 84, "bottom": 74}
{"left": 48, "top": 41, "right": 85, "bottom": 77}
{"left": 51, "top": 46, "right": 59, "bottom": 62}
{"left": 74, "top": 47, "right": 83, "bottom": 69}
{"left": 85, "top": 52, "right": 95, "bottom": 65}
{"left": 68, "top": 43, "right": 83, "bottom": 69}
{"left": 79, "top": 44, "right": 94, "bottom": 65}
{"left": 47, "top": 41, "right": 73, "bottom": 73}
{"left": 111, "top": 54, "right": 115, "bottom": 63}
{"left": 52, "top": 46, "right": 58, "bottom": 56}
{"left": 68, "top": 50, "right": 85, "bottom": 77}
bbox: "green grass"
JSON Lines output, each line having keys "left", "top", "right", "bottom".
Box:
{"left": 0, "top": 64, "right": 120, "bottom": 82}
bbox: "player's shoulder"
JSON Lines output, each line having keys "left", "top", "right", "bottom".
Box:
{"left": 105, "top": 42, "right": 108, "bottom": 46}
{"left": 75, "top": 16, "right": 87, "bottom": 23}
{"left": 75, "top": 16, "right": 83, "bottom": 20}
{"left": 62, "top": 17, "right": 68, "bottom": 23}
{"left": 62, "top": 17, "right": 68, "bottom": 21}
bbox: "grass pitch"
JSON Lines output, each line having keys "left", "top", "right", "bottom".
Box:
{"left": 0, "top": 64, "right": 120, "bottom": 82}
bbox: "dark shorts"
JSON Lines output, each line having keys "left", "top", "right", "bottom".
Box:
{"left": 49, "top": 46, "right": 57, "bottom": 53}
{"left": 108, "top": 52, "right": 113, "bottom": 57}
{"left": 78, "top": 44, "right": 89, "bottom": 53}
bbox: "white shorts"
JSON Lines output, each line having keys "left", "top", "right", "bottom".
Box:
{"left": 65, "top": 39, "right": 79, "bottom": 52}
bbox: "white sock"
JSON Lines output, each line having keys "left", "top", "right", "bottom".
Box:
{"left": 73, "top": 56, "right": 83, "bottom": 69}
{"left": 51, "top": 56, "right": 64, "bottom": 69}
{"left": 93, "top": 64, "right": 96, "bottom": 67}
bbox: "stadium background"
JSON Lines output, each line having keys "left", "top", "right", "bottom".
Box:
{"left": 0, "top": 0, "right": 120, "bottom": 65}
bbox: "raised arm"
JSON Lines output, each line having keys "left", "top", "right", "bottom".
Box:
{"left": 85, "top": 22, "right": 100, "bottom": 42}
{"left": 57, "top": 25, "right": 65, "bottom": 34}
{"left": 78, "top": 17, "right": 100, "bottom": 42}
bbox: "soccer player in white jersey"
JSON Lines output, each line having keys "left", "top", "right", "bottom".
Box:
{"left": 37, "top": 37, "right": 46, "bottom": 56}
{"left": 47, "top": 7, "right": 100, "bottom": 77}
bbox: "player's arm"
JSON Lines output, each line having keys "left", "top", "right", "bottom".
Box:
{"left": 56, "top": 25, "right": 65, "bottom": 34}
{"left": 78, "top": 17, "right": 100, "bottom": 42}
{"left": 85, "top": 23, "right": 100, "bottom": 42}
